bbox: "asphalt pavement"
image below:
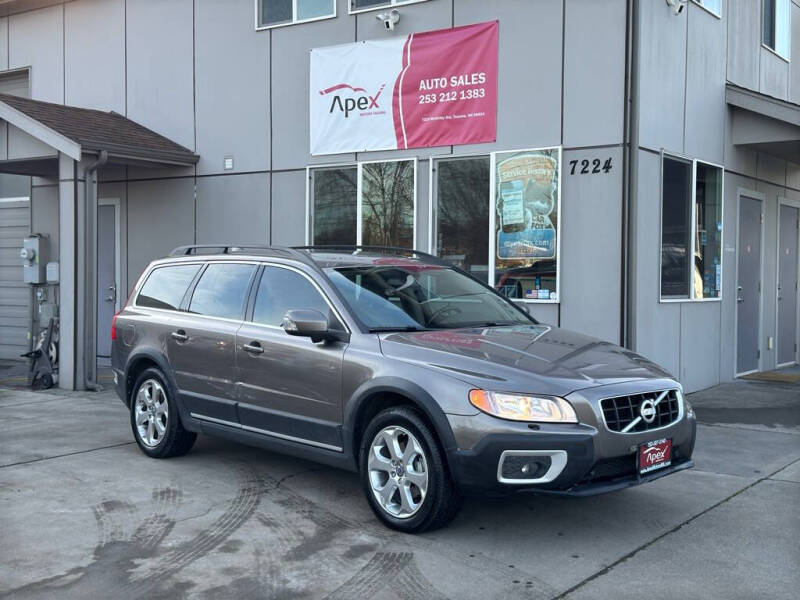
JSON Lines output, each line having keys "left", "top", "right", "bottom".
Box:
{"left": 0, "top": 369, "right": 798, "bottom": 599}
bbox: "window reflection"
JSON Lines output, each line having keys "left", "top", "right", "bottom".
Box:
{"left": 361, "top": 160, "right": 415, "bottom": 248}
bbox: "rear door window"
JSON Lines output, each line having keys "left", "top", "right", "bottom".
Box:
{"left": 252, "top": 265, "right": 339, "bottom": 328}
{"left": 136, "top": 264, "right": 201, "bottom": 310}
{"left": 188, "top": 263, "right": 256, "bottom": 320}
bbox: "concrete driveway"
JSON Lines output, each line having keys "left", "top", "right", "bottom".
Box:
{"left": 1, "top": 377, "right": 798, "bottom": 599}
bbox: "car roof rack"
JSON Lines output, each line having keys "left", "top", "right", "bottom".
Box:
{"left": 168, "top": 244, "right": 315, "bottom": 263}
{"left": 291, "top": 245, "right": 452, "bottom": 267}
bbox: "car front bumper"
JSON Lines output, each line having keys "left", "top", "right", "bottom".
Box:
{"left": 444, "top": 381, "right": 697, "bottom": 495}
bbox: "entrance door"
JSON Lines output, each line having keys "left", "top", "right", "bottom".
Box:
{"left": 777, "top": 203, "right": 799, "bottom": 365}
{"left": 736, "top": 196, "right": 762, "bottom": 375}
{"left": 97, "top": 201, "right": 119, "bottom": 358}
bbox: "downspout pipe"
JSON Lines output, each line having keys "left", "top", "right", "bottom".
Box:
{"left": 84, "top": 150, "right": 108, "bottom": 392}
{"left": 621, "top": 0, "right": 639, "bottom": 350}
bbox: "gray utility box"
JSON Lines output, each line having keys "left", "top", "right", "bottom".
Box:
{"left": 20, "top": 235, "right": 47, "bottom": 284}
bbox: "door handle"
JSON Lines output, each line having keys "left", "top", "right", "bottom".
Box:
{"left": 243, "top": 342, "right": 264, "bottom": 355}
{"left": 171, "top": 330, "right": 188, "bottom": 342}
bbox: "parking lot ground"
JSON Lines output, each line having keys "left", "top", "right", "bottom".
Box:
{"left": 1, "top": 374, "right": 798, "bottom": 599}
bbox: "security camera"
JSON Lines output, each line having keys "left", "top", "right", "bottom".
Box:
{"left": 377, "top": 9, "right": 400, "bottom": 31}
{"left": 665, "top": 0, "right": 688, "bottom": 15}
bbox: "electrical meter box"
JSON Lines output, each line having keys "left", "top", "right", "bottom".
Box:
{"left": 20, "top": 235, "right": 47, "bottom": 284}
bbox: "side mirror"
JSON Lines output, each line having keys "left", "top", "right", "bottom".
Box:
{"left": 281, "top": 309, "right": 347, "bottom": 343}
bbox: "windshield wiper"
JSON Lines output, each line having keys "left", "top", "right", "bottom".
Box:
{"left": 368, "top": 326, "right": 428, "bottom": 333}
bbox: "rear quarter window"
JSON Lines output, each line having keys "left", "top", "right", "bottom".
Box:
{"left": 135, "top": 264, "right": 201, "bottom": 310}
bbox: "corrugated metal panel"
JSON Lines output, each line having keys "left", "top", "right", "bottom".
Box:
{"left": 0, "top": 199, "right": 31, "bottom": 360}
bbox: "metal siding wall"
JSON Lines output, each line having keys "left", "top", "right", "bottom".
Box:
{"left": 195, "top": 173, "right": 270, "bottom": 245}
{"left": 638, "top": 0, "right": 686, "bottom": 153}
{"left": 0, "top": 17, "right": 7, "bottom": 69}
{"left": 563, "top": 0, "right": 626, "bottom": 147}
{"left": 633, "top": 150, "right": 681, "bottom": 379}
{"left": 64, "top": 0, "right": 126, "bottom": 113}
{"left": 30, "top": 183, "right": 59, "bottom": 263}
{"left": 679, "top": 301, "right": 722, "bottom": 390}
{"left": 759, "top": 48, "right": 790, "bottom": 101}
{"left": 791, "top": 2, "right": 800, "bottom": 104}
{"left": 685, "top": 2, "right": 726, "bottom": 164}
{"left": 718, "top": 171, "right": 744, "bottom": 382}
{"left": 454, "top": 0, "right": 562, "bottom": 153}
{"left": 194, "top": 0, "right": 270, "bottom": 176}
{"left": 726, "top": 0, "right": 760, "bottom": 90}
{"left": 126, "top": 0, "right": 195, "bottom": 150}
{"left": 560, "top": 147, "right": 623, "bottom": 344}
{"left": 8, "top": 5, "right": 63, "bottom": 103}
{"left": 271, "top": 0, "right": 355, "bottom": 171}
{"left": 270, "top": 170, "right": 306, "bottom": 246}
{"left": 126, "top": 178, "right": 195, "bottom": 285}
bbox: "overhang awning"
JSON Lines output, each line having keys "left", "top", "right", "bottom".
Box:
{"left": 0, "top": 93, "right": 199, "bottom": 175}
{"left": 726, "top": 84, "right": 800, "bottom": 164}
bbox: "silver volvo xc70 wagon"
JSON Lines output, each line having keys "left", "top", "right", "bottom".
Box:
{"left": 111, "top": 245, "right": 696, "bottom": 533}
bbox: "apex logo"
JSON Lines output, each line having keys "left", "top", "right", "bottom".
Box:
{"left": 320, "top": 83, "right": 386, "bottom": 117}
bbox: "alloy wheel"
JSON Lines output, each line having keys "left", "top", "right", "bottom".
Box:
{"left": 134, "top": 378, "right": 168, "bottom": 447}
{"left": 367, "top": 425, "right": 429, "bottom": 519}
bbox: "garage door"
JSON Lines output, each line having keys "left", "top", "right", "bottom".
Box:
{"left": 0, "top": 198, "right": 31, "bottom": 360}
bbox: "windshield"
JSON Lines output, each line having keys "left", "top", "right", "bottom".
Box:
{"left": 325, "top": 263, "right": 534, "bottom": 331}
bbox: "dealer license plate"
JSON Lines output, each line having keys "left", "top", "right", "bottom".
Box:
{"left": 638, "top": 438, "right": 672, "bottom": 475}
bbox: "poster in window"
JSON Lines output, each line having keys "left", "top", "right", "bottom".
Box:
{"left": 496, "top": 152, "right": 558, "bottom": 261}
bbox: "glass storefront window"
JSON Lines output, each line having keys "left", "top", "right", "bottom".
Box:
{"left": 361, "top": 160, "right": 415, "bottom": 248}
{"left": 661, "top": 156, "right": 693, "bottom": 298}
{"left": 433, "top": 157, "right": 490, "bottom": 283}
{"left": 309, "top": 160, "right": 415, "bottom": 248}
{"left": 660, "top": 155, "right": 724, "bottom": 301}
{"left": 493, "top": 148, "right": 560, "bottom": 301}
{"left": 258, "top": 0, "right": 335, "bottom": 29}
{"left": 311, "top": 167, "right": 357, "bottom": 245}
{"left": 695, "top": 162, "right": 723, "bottom": 298}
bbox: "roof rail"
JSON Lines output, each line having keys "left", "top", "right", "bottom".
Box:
{"left": 168, "top": 244, "right": 311, "bottom": 262}
{"left": 291, "top": 245, "right": 451, "bottom": 266}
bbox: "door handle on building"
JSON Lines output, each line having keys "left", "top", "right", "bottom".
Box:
{"left": 106, "top": 284, "right": 116, "bottom": 303}
{"left": 171, "top": 330, "right": 188, "bottom": 342}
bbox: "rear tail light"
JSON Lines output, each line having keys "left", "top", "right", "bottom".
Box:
{"left": 111, "top": 312, "right": 119, "bottom": 341}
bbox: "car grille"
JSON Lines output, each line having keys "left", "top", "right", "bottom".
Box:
{"left": 600, "top": 389, "right": 681, "bottom": 433}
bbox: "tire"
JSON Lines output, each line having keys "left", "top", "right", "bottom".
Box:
{"left": 130, "top": 367, "right": 196, "bottom": 458}
{"left": 359, "top": 406, "right": 462, "bottom": 533}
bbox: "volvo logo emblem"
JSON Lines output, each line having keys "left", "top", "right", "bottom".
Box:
{"left": 640, "top": 399, "right": 657, "bottom": 423}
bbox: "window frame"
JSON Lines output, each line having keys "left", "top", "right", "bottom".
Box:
{"left": 133, "top": 262, "right": 205, "bottom": 313}
{"left": 428, "top": 153, "right": 491, "bottom": 277}
{"left": 306, "top": 158, "right": 418, "bottom": 250}
{"left": 690, "top": 0, "right": 722, "bottom": 19}
{"left": 348, "top": 0, "right": 431, "bottom": 16}
{"left": 186, "top": 262, "right": 259, "bottom": 322}
{"left": 255, "top": 0, "right": 337, "bottom": 31}
{"left": 761, "top": 0, "right": 791, "bottom": 61}
{"left": 246, "top": 261, "right": 351, "bottom": 334}
{"left": 658, "top": 152, "right": 725, "bottom": 304}
{"left": 490, "top": 146, "right": 563, "bottom": 304}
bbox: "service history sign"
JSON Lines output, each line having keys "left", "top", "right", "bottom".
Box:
{"left": 310, "top": 21, "right": 498, "bottom": 155}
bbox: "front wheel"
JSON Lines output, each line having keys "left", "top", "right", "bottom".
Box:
{"left": 130, "top": 367, "right": 196, "bottom": 458}
{"left": 359, "top": 406, "right": 462, "bottom": 533}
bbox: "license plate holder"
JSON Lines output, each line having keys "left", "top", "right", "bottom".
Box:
{"left": 638, "top": 438, "right": 672, "bottom": 476}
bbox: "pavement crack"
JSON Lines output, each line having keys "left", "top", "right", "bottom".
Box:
{"left": 551, "top": 455, "right": 800, "bottom": 600}
{"left": 0, "top": 441, "right": 135, "bottom": 469}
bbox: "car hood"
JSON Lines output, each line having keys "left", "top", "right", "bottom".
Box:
{"left": 378, "top": 324, "right": 674, "bottom": 397}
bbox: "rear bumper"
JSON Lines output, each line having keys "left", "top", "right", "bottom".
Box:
{"left": 445, "top": 411, "right": 696, "bottom": 495}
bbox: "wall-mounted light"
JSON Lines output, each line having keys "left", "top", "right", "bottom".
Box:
{"left": 665, "top": 0, "right": 688, "bottom": 15}
{"left": 376, "top": 9, "right": 400, "bottom": 31}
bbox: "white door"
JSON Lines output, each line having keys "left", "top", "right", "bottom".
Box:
{"left": 0, "top": 198, "right": 31, "bottom": 359}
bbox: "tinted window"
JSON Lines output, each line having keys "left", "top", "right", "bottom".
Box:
{"left": 136, "top": 264, "right": 201, "bottom": 311}
{"left": 189, "top": 263, "right": 256, "bottom": 319}
{"left": 660, "top": 157, "right": 692, "bottom": 298}
{"left": 253, "top": 266, "right": 334, "bottom": 327}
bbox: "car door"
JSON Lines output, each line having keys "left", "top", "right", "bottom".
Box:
{"left": 236, "top": 263, "right": 348, "bottom": 450}
{"left": 167, "top": 261, "right": 257, "bottom": 424}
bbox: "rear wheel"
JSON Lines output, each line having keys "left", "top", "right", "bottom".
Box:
{"left": 130, "top": 367, "right": 196, "bottom": 458}
{"left": 359, "top": 406, "right": 462, "bottom": 533}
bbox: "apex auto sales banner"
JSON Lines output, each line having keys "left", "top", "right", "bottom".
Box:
{"left": 310, "top": 21, "right": 498, "bottom": 155}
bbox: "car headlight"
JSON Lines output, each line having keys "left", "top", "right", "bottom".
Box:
{"left": 468, "top": 390, "right": 578, "bottom": 423}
